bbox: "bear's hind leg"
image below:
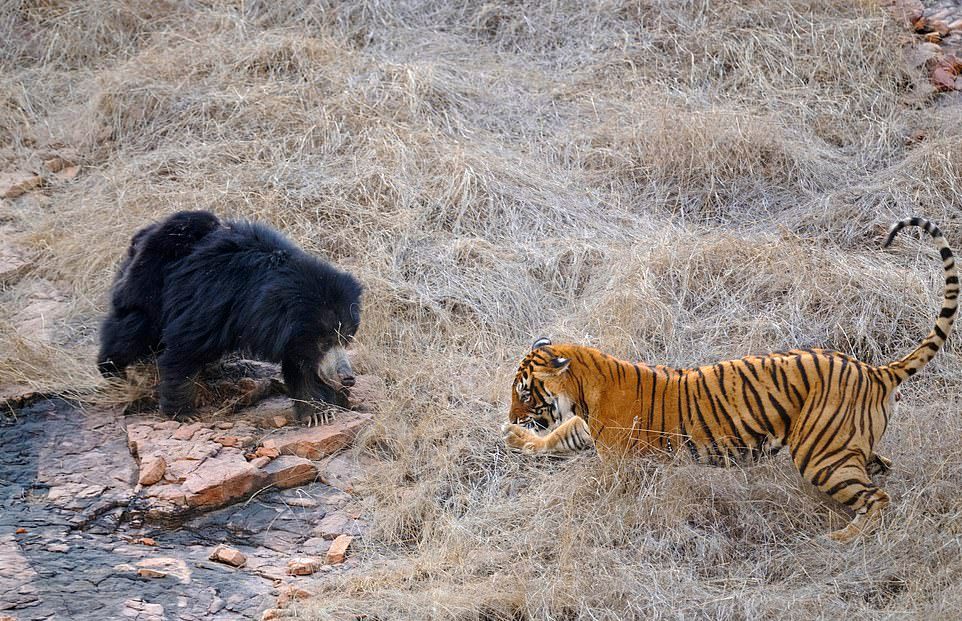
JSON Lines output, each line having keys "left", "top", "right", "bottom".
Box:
{"left": 157, "top": 348, "right": 206, "bottom": 419}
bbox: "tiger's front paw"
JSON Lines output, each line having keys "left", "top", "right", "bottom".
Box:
{"left": 501, "top": 423, "right": 542, "bottom": 454}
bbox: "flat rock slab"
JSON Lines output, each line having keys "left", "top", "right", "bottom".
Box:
{"left": 261, "top": 412, "right": 372, "bottom": 460}
{"left": 1, "top": 398, "right": 371, "bottom": 620}
{"left": 128, "top": 406, "right": 371, "bottom": 522}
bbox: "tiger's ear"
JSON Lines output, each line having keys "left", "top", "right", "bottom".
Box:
{"left": 532, "top": 356, "right": 570, "bottom": 378}
{"left": 532, "top": 337, "right": 551, "bottom": 350}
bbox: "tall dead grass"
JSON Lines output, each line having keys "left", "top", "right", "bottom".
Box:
{"left": 2, "top": 0, "right": 962, "bottom": 618}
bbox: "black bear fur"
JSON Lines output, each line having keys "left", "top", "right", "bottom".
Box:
{"left": 97, "top": 210, "right": 221, "bottom": 377}
{"left": 103, "top": 215, "right": 363, "bottom": 421}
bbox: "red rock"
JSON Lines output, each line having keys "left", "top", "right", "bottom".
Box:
{"left": 164, "top": 457, "right": 207, "bottom": 483}
{"left": 887, "top": 0, "right": 924, "bottom": 27}
{"left": 326, "top": 534, "right": 352, "bottom": 564}
{"left": 261, "top": 413, "right": 371, "bottom": 460}
{"left": 138, "top": 455, "right": 167, "bottom": 486}
{"left": 255, "top": 445, "right": 280, "bottom": 459}
{"left": 287, "top": 557, "right": 322, "bottom": 576}
{"left": 261, "top": 455, "right": 317, "bottom": 488}
{"left": 276, "top": 585, "right": 312, "bottom": 608}
{"left": 1, "top": 172, "right": 42, "bottom": 199}
{"left": 182, "top": 453, "right": 266, "bottom": 509}
{"left": 209, "top": 545, "right": 247, "bottom": 567}
{"left": 134, "top": 537, "right": 157, "bottom": 546}
{"left": 137, "top": 567, "right": 167, "bottom": 579}
{"left": 215, "top": 421, "right": 235, "bottom": 430}
{"left": 214, "top": 435, "right": 242, "bottom": 447}
{"left": 173, "top": 422, "right": 204, "bottom": 441}
{"left": 261, "top": 610, "right": 284, "bottom": 620}
{"left": 15, "top": 528, "right": 27, "bottom": 534}
{"left": 272, "top": 415, "right": 288, "bottom": 428}
{"left": 933, "top": 67, "right": 958, "bottom": 91}
{"left": 249, "top": 456, "right": 272, "bottom": 468}
{"left": 143, "top": 483, "right": 187, "bottom": 502}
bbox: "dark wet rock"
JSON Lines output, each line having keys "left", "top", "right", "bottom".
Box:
{"left": 0, "top": 397, "right": 372, "bottom": 619}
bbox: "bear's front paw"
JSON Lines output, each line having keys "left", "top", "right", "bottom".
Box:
{"left": 293, "top": 400, "right": 338, "bottom": 427}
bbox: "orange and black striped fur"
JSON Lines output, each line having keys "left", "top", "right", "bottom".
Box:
{"left": 503, "top": 218, "right": 957, "bottom": 542}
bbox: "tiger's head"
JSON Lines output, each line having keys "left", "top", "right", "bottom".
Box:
{"left": 509, "top": 337, "right": 577, "bottom": 431}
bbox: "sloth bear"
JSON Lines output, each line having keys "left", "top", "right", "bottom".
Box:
{"left": 100, "top": 212, "right": 362, "bottom": 423}
{"left": 156, "top": 218, "right": 362, "bottom": 421}
{"left": 98, "top": 210, "right": 222, "bottom": 378}
{"left": 156, "top": 219, "right": 362, "bottom": 420}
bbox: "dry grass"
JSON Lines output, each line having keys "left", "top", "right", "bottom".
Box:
{"left": 3, "top": 0, "right": 962, "bottom": 618}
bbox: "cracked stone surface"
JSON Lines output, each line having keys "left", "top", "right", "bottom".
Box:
{"left": 1, "top": 392, "right": 375, "bottom": 620}
{"left": 127, "top": 402, "right": 371, "bottom": 521}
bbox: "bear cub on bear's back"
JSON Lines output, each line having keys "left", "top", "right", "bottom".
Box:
{"left": 98, "top": 210, "right": 222, "bottom": 378}
{"left": 99, "top": 210, "right": 363, "bottom": 424}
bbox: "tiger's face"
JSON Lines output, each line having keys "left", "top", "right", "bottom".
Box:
{"left": 509, "top": 338, "right": 575, "bottom": 431}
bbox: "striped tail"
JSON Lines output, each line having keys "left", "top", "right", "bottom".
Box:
{"left": 884, "top": 217, "right": 959, "bottom": 380}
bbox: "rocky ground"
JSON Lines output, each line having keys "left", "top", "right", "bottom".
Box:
{"left": 0, "top": 376, "right": 380, "bottom": 621}
{"left": 889, "top": 0, "right": 962, "bottom": 91}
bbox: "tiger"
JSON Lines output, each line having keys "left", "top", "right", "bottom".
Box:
{"left": 502, "top": 217, "right": 957, "bottom": 543}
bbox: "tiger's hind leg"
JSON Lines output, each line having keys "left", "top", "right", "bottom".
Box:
{"left": 794, "top": 450, "right": 890, "bottom": 543}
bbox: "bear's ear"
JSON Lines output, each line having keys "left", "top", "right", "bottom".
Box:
{"left": 532, "top": 356, "right": 570, "bottom": 379}
{"left": 532, "top": 337, "right": 551, "bottom": 350}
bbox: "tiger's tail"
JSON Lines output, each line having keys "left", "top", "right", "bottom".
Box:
{"left": 884, "top": 217, "right": 959, "bottom": 381}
